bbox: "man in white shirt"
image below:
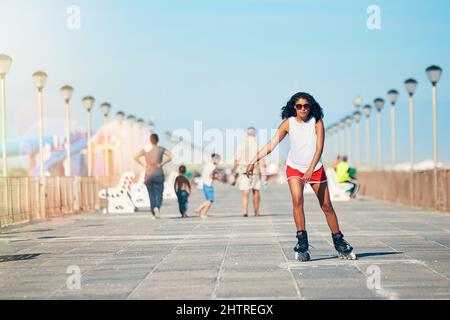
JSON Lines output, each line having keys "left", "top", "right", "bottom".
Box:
{"left": 233, "top": 127, "right": 264, "bottom": 217}
{"left": 196, "top": 153, "right": 221, "bottom": 219}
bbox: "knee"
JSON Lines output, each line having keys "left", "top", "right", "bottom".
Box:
{"left": 321, "top": 202, "right": 334, "bottom": 214}
{"left": 292, "top": 198, "right": 304, "bottom": 208}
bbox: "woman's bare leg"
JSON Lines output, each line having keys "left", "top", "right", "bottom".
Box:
{"left": 288, "top": 178, "right": 306, "bottom": 231}
{"left": 310, "top": 182, "right": 340, "bottom": 234}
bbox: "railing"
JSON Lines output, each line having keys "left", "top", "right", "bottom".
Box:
{"left": 358, "top": 169, "right": 450, "bottom": 213}
{"left": 0, "top": 176, "right": 119, "bottom": 228}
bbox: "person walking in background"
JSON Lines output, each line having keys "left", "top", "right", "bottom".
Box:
{"left": 245, "top": 92, "right": 356, "bottom": 262}
{"left": 232, "top": 127, "right": 264, "bottom": 217}
{"left": 336, "top": 156, "right": 360, "bottom": 199}
{"left": 174, "top": 165, "right": 191, "bottom": 218}
{"left": 134, "top": 133, "right": 173, "bottom": 219}
{"left": 196, "top": 153, "right": 221, "bottom": 219}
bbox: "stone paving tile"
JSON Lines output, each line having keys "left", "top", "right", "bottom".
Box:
{"left": 1, "top": 184, "right": 450, "bottom": 299}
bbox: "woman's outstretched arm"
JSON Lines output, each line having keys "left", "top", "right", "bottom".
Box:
{"left": 246, "top": 119, "right": 289, "bottom": 176}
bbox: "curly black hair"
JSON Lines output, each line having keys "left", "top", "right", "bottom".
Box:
{"left": 281, "top": 92, "right": 324, "bottom": 122}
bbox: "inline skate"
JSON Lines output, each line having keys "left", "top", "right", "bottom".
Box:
{"left": 294, "top": 230, "right": 311, "bottom": 262}
{"left": 332, "top": 232, "right": 357, "bottom": 260}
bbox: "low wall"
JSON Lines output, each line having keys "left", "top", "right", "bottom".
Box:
{"left": 0, "top": 176, "right": 119, "bottom": 228}
{"left": 358, "top": 169, "right": 450, "bottom": 213}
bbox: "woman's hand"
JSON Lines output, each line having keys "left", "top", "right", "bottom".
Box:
{"left": 245, "top": 164, "right": 255, "bottom": 178}
{"left": 302, "top": 168, "right": 314, "bottom": 183}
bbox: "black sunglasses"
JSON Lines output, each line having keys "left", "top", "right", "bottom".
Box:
{"left": 295, "top": 103, "right": 311, "bottom": 110}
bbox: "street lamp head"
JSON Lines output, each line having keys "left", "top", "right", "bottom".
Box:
{"left": 100, "top": 102, "right": 112, "bottom": 117}
{"left": 82, "top": 96, "right": 95, "bottom": 112}
{"left": 60, "top": 85, "right": 74, "bottom": 103}
{"left": 353, "top": 96, "right": 363, "bottom": 108}
{"left": 363, "top": 104, "right": 372, "bottom": 117}
{"left": 345, "top": 116, "right": 353, "bottom": 127}
{"left": 426, "top": 65, "right": 443, "bottom": 85}
{"left": 32, "top": 71, "right": 48, "bottom": 91}
{"left": 0, "top": 54, "right": 13, "bottom": 77}
{"left": 373, "top": 98, "right": 385, "bottom": 112}
{"left": 333, "top": 124, "right": 339, "bottom": 133}
{"left": 387, "top": 89, "right": 399, "bottom": 106}
{"left": 404, "top": 78, "right": 418, "bottom": 96}
{"left": 353, "top": 111, "right": 362, "bottom": 123}
{"left": 127, "top": 115, "right": 136, "bottom": 123}
{"left": 115, "top": 111, "right": 125, "bottom": 122}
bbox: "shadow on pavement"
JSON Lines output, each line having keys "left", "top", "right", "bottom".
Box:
{"left": 0, "top": 253, "right": 42, "bottom": 263}
{"left": 355, "top": 251, "right": 403, "bottom": 259}
{"left": 309, "top": 251, "right": 402, "bottom": 262}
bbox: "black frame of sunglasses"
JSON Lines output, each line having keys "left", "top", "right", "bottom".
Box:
{"left": 294, "top": 103, "right": 311, "bottom": 110}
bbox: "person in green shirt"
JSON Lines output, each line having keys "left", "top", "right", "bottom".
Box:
{"left": 335, "top": 156, "right": 359, "bottom": 198}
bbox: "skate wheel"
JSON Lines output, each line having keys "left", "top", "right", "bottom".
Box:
{"left": 294, "top": 251, "right": 310, "bottom": 262}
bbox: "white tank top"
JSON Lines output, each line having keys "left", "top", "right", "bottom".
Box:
{"left": 286, "top": 117, "right": 323, "bottom": 173}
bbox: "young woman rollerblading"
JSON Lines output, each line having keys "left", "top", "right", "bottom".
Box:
{"left": 246, "top": 92, "right": 356, "bottom": 262}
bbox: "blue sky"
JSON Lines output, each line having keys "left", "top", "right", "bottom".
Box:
{"left": 1, "top": 0, "right": 449, "bottom": 164}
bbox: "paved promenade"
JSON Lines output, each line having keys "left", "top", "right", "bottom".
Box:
{"left": 1, "top": 183, "right": 450, "bottom": 300}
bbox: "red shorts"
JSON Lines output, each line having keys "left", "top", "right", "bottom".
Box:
{"left": 286, "top": 165, "right": 327, "bottom": 183}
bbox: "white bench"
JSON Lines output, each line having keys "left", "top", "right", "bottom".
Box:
{"left": 98, "top": 172, "right": 137, "bottom": 213}
{"left": 325, "top": 168, "right": 353, "bottom": 202}
{"left": 128, "top": 172, "right": 151, "bottom": 210}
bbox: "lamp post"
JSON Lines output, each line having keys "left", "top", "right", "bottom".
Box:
{"left": 353, "top": 111, "right": 362, "bottom": 167}
{"left": 116, "top": 111, "right": 125, "bottom": 173}
{"left": 338, "top": 120, "right": 346, "bottom": 157}
{"left": 333, "top": 125, "right": 339, "bottom": 159}
{"left": 32, "top": 71, "right": 48, "bottom": 177}
{"left": 404, "top": 78, "right": 418, "bottom": 206}
{"left": 0, "top": 54, "right": 12, "bottom": 177}
{"left": 387, "top": 89, "right": 399, "bottom": 166}
{"left": 60, "top": 85, "right": 74, "bottom": 176}
{"left": 425, "top": 65, "right": 443, "bottom": 170}
{"left": 82, "top": 96, "right": 95, "bottom": 176}
{"left": 328, "top": 126, "right": 336, "bottom": 162}
{"left": 374, "top": 98, "right": 385, "bottom": 169}
{"left": 345, "top": 116, "right": 353, "bottom": 161}
{"left": 116, "top": 111, "right": 125, "bottom": 122}
{"left": 100, "top": 103, "right": 112, "bottom": 176}
{"left": 426, "top": 65, "right": 443, "bottom": 211}
{"left": 363, "top": 105, "right": 372, "bottom": 166}
{"left": 32, "top": 71, "right": 48, "bottom": 220}
{"left": 354, "top": 96, "right": 363, "bottom": 109}
{"left": 127, "top": 115, "right": 136, "bottom": 124}
{"left": 148, "top": 120, "right": 155, "bottom": 134}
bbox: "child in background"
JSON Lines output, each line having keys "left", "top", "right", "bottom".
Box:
{"left": 196, "top": 153, "right": 221, "bottom": 219}
{"left": 174, "top": 165, "right": 192, "bottom": 218}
